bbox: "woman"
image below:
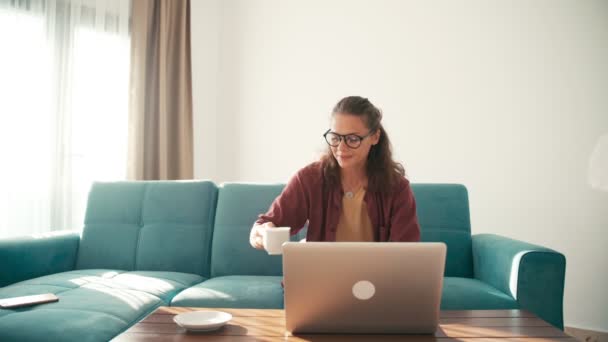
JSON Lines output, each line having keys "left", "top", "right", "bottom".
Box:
{"left": 249, "top": 96, "right": 420, "bottom": 249}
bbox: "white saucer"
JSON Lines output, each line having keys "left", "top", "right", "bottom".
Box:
{"left": 173, "top": 310, "right": 232, "bottom": 332}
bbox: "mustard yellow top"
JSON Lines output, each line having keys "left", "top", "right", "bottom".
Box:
{"left": 335, "top": 187, "right": 374, "bottom": 242}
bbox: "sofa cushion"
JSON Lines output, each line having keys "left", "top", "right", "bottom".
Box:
{"left": 171, "top": 275, "right": 284, "bottom": 309}
{"left": 0, "top": 309, "right": 126, "bottom": 342}
{"left": 211, "top": 183, "right": 305, "bottom": 277}
{"left": 0, "top": 270, "right": 204, "bottom": 342}
{"left": 0, "top": 270, "right": 204, "bottom": 304}
{"left": 411, "top": 184, "right": 474, "bottom": 277}
{"left": 441, "top": 277, "right": 518, "bottom": 309}
{"left": 29, "top": 286, "right": 159, "bottom": 323}
{"left": 76, "top": 181, "right": 218, "bottom": 277}
{"left": 0, "top": 309, "right": 10, "bottom": 319}
{"left": 113, "top": 271, "right": 206, "bottom": 302}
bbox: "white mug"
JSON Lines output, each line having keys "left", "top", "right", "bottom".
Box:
{"left": 263, "top": 227, "right": 291, "bottom": 255}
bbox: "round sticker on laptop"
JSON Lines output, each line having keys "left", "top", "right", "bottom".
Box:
{"left": 352, "top": 280, "right": 375, "bottom": 300}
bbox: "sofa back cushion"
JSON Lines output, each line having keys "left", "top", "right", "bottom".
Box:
{"left": 76, "top": 181, "right": 218, "bottom": 277}
{"left": 411, "top": 184, "right": 473, "bottom": 277}
{"left": 210, "top": 183, "right": 306, "bottom": 277}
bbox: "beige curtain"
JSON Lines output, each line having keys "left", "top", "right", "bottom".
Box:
{"left": 128, "top": 0, "right": 193, "bottom": 180}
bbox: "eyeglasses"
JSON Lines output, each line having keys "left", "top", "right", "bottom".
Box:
{"left": 323, "top": 129, "right": 375, "bottom": 149}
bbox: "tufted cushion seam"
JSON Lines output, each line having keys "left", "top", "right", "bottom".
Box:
{"left": 134, "top": 185, "right": 147, "bottom": 270}
{"left": 203, "top": 190, "right": 217, "bottom": 277}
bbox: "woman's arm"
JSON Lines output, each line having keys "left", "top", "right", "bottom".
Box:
{"left": 249, "top": 169, "right": 311, "bottom": 249}
{"left": 389, "top": 179, "right": 421, "bottom": 242}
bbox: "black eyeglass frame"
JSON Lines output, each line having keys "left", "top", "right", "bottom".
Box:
{"left": 323, "top": 128, "right": 376, "bottom": 149}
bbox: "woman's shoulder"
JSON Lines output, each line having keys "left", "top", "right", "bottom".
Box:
{"left": 389, "top": 173, "right": 412, "bottom": 195}
{"left": 282, "top": 161, "right": 325, "bottom": 193}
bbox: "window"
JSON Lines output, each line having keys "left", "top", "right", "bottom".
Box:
{"left": 0, "top": 0, "right": 130, "bottom": 237}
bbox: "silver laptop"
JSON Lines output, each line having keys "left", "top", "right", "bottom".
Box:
{"left": 283, "top": 242, "right": 446, "bottom": 334}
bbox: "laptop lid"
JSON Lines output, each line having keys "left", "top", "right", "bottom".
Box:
{"left": 283, "top": 242, "right": 446, "bottom": 334}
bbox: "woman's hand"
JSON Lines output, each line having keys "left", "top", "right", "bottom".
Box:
{"left": 249, "top": 221, "right": 275, "bottom": 250}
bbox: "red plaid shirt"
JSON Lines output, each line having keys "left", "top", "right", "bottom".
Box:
{"left": 256, "top": 161, "right": 420, "bottom": 242}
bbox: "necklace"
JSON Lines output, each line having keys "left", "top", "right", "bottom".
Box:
{"left": 343, "top": 180, "right": 364, "bottom": 199}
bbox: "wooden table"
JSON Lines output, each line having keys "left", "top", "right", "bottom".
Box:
{"left": 113, "top": 307, "right": 575, "bottom": 341}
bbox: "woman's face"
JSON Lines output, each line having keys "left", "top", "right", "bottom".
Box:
{"left": 328, "top": 113, "right": 380, "bottom": 171}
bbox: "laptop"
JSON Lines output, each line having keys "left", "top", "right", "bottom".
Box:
{"left": 283, "top": 242, "right": 446, "bottom": 334}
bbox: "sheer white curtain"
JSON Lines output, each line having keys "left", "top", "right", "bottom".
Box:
{"left": 0, "top": 0, "right": 131, "bottom": 238}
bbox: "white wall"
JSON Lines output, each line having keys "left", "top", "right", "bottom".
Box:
{"left": 191, "top": 0, "right": 608, "bottom": 331}
{"left": 191, "top": 0, "right": 220, "bottom": 180}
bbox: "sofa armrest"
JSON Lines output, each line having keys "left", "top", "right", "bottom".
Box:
{"left": 472, "top": 233, "right": 566, "bottom": 329}
{"left": 0, "top": 231, "right": 80, "bottom": 287}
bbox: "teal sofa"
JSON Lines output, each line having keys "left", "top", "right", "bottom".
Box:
{"left": 0, "top": 181, "right": 566, "bottom": 341}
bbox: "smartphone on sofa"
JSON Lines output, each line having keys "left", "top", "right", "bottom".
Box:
{"left": 0, "top": 293, "right": 59, "bottom": 309}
